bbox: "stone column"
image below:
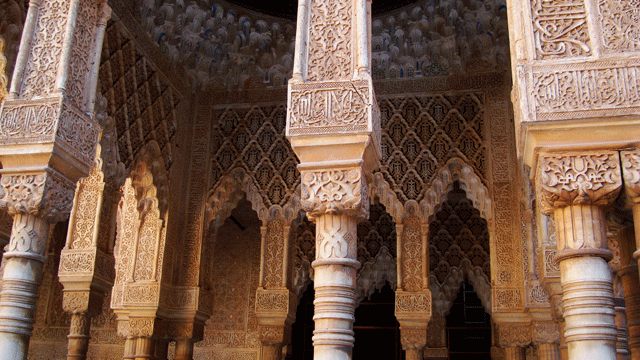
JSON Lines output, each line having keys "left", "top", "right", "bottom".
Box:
{"left": 537, "top": 152, "right": 622, "bottom": 360}
{"left": 286, "top": 0, "right": 379, "bottom": 358}
{"left": 255, "top": 215, "right": 296, "bottom": 360}
{"left": 0, "top": 214, "right": 49, "bottom": 359}
{"left": 617, "top": 225, "right": 640, "bottom": 360}
{"left": 504, "top": 347, "right": 525, "bottom": 360}
{"left": 537, "top": 343, "right": 561, "bottom": 360}
{"left": 395, "top": 218, "right": 431, "bottom": 360}
{"left": 615, "top": 297, "right": 630, "bottom": 360}
{"left": 622, "top": 150, "right": 640, "bottom": 360}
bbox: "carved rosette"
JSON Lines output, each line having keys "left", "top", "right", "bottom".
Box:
{"left": 301, "top": 167, "right": 370, "bottom": 221}
{"left": 537, "top": 152, "right": 622, "bottom": 213}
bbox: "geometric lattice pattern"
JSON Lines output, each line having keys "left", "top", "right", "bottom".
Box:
{"left": 378, "top": 94, "right": 485, "bottom": 202}
{"left": 357, "top": 202, "right": 397, "bottom": 266}
{"left": 429, "top": 182, "right": 490, "bottom": 286}
{"left": 98, "top": 21, "right": 178, "bottom": 170}
{"left": 210, "top": 105, "right": 299, "bottom": 208}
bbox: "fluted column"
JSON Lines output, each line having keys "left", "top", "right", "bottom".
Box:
{"left": 537, "top": 152, "right": 622, "bottom": 360}
{"left": 505, "top": 347, "right": 525, "bottom": 360}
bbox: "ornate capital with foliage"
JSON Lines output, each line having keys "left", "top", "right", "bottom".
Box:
{"left": 622, "top": 150, "right": 640, "bottom": 205}
{"left": 400, "top": 328, "right": 427, "bottom": 350}
{"left": 301, "top": 166, "right": 370, "bottom": 221}
{"left": 537, "top": 152, "right": 622, "bottom": 214}
{"left": 498, "top": 323, "right": 532, "bottom": 348}
{"left": 0, "top": 169, "right": 75, "bottom": 223}
{"left": 532, "top": 321, "right": 560, "bottom": 345}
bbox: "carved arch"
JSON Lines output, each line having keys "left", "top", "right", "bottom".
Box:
{"left": 420, "top": 157, "right": 491, "bottom": 222}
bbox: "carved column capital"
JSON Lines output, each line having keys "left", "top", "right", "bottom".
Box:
{"left": 537, "top": 152, "right": 622, "bottom": 214}
{"left": 532, "top": 321, "right": 560, "bottom": 345}
{"left": 400, "top": 328, "right": 427, "bottom": 350}
{"left": 300, "top": 166, "right": 370, "bottom": 221}
{"left": 62, "top": 290, "right": 103, "bottom": 316}
{"left": 622, "top": 150, "right": 640, "bottom": 205}
{"left": 0, "top": 169, "right": 75, "bottom": 223}
{"left": 498, "top": 324, "right": 532, "bottom": 348}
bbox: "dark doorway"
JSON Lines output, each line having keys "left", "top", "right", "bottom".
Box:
{"left": 290, "top": 285, "right": 315, "bottom": 360}
{"left": 353, "top": 283, "right": 403, "bottom": 360}
{"left": 446, "top": 280, "right": 492, "bottom": 360}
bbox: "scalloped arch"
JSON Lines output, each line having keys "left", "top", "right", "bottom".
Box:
{"left": 420, "top": 157, "right": 491, "bottom": 222}
{"left": 206, "top": 168, "right": 268, "bottom": 227}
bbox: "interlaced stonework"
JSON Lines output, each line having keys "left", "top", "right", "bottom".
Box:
{"left": 378, "top": 93, "right": 485, "bottom": 202}
{"left": 98, "top": 20, "right": 179, "bottom": 171}
{"left": 210, "top": 105, "right": 299, "bottom": 209}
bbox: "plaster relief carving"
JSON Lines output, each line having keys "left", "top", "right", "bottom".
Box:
{"left": 307, "top": 0, "right": 353, "bottom": 81}
{"left": 621, "top": 150, "right": 640, "bottom": 203}
{"left": 599, "top": 0, "right": 640, "bottom": 53}
{"left": 288, "top": 81, "right": 370, "bottom": 134}
{"left": 538, "top": 152, "right": 622, "bottom": 212}
{"left": 530, "top": 0, "right": 591, "bottom": 59}
{"left": 301, "top": 168, "right": 369, "bottom": 220}
{"left": 531, "top": 62, "right": 640, "bottom": 120}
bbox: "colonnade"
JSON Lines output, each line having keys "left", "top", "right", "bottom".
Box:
{"left": 1, "top": 0, "right": 640, "bottom": 360}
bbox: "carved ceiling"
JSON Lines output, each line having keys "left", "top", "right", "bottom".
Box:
{"left": 141, "top": 0, "right": 509, "bottom": 90}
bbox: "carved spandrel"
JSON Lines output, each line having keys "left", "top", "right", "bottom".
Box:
{"left": 537, "top": 152, "right": 622, "bottom": 213}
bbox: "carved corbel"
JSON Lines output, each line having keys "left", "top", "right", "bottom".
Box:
{"left": 537, "top": 152, "right": 622, "bottom": 260}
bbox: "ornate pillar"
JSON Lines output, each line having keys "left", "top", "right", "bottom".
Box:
{"left": 111, "top": 161, "right": 169, "bottom": 360}
{"left": 255, "top": 212, "right": 296, "bottom": 360}
{"left": 617, "top": 225, "right": 640, "bottom": 360}
{"left": 286, "top": 0, "right": 379, "bottom": 358}
{"left": 614, "top": 297, "right": 630, "bottom": 360}
{"left": 0, "top": 0, "right": 108, "bottom": 357}
{"left": 537, "top": 152, "right": 622, "bottom": 360}
{"left": 395, "top": 218, "right": 431, "bottom": 360}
